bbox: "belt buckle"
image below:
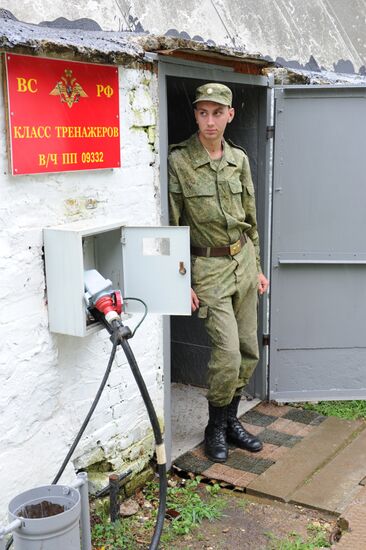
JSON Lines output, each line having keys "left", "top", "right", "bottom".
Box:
{"left": 229, "top": 239, "right": 241, "bottom": 256}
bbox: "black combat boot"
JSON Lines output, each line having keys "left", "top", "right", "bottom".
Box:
{"left": 227, "top": 395, "right": 263, "bottom": 452}
{"left": 204, "top": 403, "right": 228, "bottom": 463}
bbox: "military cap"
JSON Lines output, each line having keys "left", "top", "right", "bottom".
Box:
{"left": 193, "top": 82, "right": 232, "bottom": 107}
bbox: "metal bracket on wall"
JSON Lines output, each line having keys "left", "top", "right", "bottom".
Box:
{"left": 263, "top": 333, "right": 270, "bottom": 346}
{"left": 266, "top": 125, "right": 275, "bottom": 139}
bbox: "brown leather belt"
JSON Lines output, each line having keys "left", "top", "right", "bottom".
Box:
{"left": 191, "top": 233, "right": 247, "bottom": 257}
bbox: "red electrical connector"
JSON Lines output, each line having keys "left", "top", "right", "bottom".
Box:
{"left": 94, "top": 291, "right": 123, "bottom": 317}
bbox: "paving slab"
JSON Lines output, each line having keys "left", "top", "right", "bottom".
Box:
{"left": 201, "top": 463, "right": 258, "bottom": 488}
{"left": 333, "top": 486, "right": 366, "bottom": 549}
{"left": 246, "top": 417, "right": 364, "bottom": 503}
{"left": 226, "top": 451, "right": 275, "bottom": 474}
{"left": 283, "top": 408, "right": 326, "bottom": 425}
{"left": 291, "top": 422, "right": 366, "bottom": 513}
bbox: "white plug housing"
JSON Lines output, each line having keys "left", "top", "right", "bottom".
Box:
{"left": 84, "top": 269, "right": 113, "bottom": 308}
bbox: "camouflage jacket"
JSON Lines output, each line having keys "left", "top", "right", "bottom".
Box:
{"left": 168, "top": 133, "right": 262, "bottom": 272}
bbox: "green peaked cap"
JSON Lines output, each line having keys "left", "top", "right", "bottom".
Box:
{"left": 193, "top": 82, "right": 232, "bottom": 107}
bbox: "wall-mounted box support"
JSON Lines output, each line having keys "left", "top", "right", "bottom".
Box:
{"left": 43, "top": 220, "right": 191, "bottom": 336}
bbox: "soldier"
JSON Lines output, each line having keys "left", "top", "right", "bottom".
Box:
{"left": 168, "top": 82, "right": 269, "bottom": 463}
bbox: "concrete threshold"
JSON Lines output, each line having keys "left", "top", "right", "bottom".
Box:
{"left": 172, "top": 393, "right": 366, "bottom": 547}
{"left": 246, "top": 416, "right": 366, "bottom": 509}
{"left": 290, "top": 423, "right": 366, "bottom": 514}
{"left": 171, "top": 383, "right": 260, "bottom": 461}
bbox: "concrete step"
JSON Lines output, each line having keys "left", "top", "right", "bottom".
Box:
{"left": 291, "top": 424, "right": 366, "bottom": 513}
{"left": 246, "top": 417, "right": 365, "bottom": 503}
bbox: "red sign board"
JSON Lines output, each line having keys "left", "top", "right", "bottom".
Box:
{"left": 5, "top": 54, "right": 121, "bottom": 175}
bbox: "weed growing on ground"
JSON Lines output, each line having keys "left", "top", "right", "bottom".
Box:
{"left": 91, "top": 498, "right": 138, "bottom": 550}
{"left": 91, "top": 475, "right": 226, "bottom": 549}
{"left": 235, "top": 496, "right": 250, "bottom": 510}
{"left": 150, "top": 476, "right": 225, "bottom": 536}
{"left": 302, "top": 400, "right": 366, "bottom": 420}
{"left": 266, "top": 521, "right": 331, "bottom": 549}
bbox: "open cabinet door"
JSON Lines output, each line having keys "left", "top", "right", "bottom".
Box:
{"left": 270, "top": 85, "right": 366, "bottom": 401}
{"left": 122, "top": 226, "right": 191, "bottom": 315}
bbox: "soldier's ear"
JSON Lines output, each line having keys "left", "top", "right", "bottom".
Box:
{"left": 228, "top": 107, "right": 235, "bottom": 122}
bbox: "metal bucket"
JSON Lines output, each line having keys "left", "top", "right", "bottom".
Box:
{"left": 8, "top": 485, "right": 81, "bottom": 550}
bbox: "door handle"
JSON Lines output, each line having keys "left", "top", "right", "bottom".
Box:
{"left": 179, "top": 261, "right": 187, "bottom": 275}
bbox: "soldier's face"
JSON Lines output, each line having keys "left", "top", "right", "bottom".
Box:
{"left": 194, "top": 101, "right": 235, "bottom": 141}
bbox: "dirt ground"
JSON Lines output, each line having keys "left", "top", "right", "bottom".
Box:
{"left": 168, "top": 490, "right": 338, "bottom": 549}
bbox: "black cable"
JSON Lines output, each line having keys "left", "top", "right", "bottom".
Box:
{"left": 5, "top": 338, "right": 119, "bottom": 550}
{"left": 52, "top": 336, "right": 119, "bottom": 485}
{"left": 123, "top": 297, "right": 148, "bottom": 337}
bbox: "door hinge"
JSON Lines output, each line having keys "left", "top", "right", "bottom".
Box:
{"left": 266, "top": 125, "right": 275, "bottom": 140}
{"left": 263, "top": 333, "right": 270, "bottom": 346}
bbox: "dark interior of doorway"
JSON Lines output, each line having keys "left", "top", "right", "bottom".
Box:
{"left": 167, "top": 75, "right": 264, "bottom": 395}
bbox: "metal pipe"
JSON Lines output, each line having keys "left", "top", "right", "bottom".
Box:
{"left": 109, "top": 474, "right": 120, "bottom": 523}
{"left": 76, "top": 472, "right": 92, "bottom": 550}
{"left": 0, "top": 519, "right": 22, "bottom": 550}
{"left": 95, "top": 469, "right": 132, "bottom": 499}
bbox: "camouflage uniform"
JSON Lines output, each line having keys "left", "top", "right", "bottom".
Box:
{"left": 169, "top": 132, "right": 261, "bottom": 407}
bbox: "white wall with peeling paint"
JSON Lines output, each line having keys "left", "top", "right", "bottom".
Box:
{"left": 2, "top": 0, "right": 366, "bottom": 73}
{"left": 0, "top": 61, "right": 162, "bottom": 519}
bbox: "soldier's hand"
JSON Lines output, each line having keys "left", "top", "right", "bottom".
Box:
{"left": 258, "top": 273, "right": 269, "bottom": 295}
{"left": 191, "top": 289, "right": 200, "bottom": 312}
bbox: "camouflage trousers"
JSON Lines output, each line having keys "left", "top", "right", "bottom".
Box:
{"left": 192, "top": 238, "right": 259, "bottom": 408}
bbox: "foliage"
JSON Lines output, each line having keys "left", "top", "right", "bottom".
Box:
{"left": 91, "top": 497, "right": 136, "bottom": 549}
{"left": 91, "top": 475, "right": 225, "bottom": 549}
{"left": 92, "top": 518, "right": 138, "bottom": 550}
{"left": 164, "top": 476, "right": 224, "bottom": 535}
{"left": 266, "top": 522, "right": 331, "bottom": 549}
{"left": 301, "top": 400, "right": 366, "bottom": 420}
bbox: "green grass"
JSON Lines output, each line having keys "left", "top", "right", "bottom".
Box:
{"left": 92, "top": 517, "right": 138, "bottom": 550}
{"left": 266, "top": 522, "right": 331, "bottom": 549}
{"left": 91, "top": 475, "right": 226, "bottom": 549}
{"left": 301, "top": 400, "right": 366, "bottom": 421}
{"left": 150, "top": 476, "right": 225, "bottom": 538}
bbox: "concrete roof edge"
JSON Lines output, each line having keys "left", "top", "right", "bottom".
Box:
{"left": 265, "top": 66, "right": 366, "bottom": 85}
{"left": 0, "top": 15, "right": 272, "bottom": 66}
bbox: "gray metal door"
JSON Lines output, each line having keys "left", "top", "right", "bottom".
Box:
{"left": 122, "top": 226, "right": 191, "bottom": 315}
{"left": 270, "top": 85, "right": 366, "bottom": 402}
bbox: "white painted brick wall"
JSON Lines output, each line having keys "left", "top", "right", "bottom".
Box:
{"left": 0, "top": 60, "right": 164, "bottom": 520}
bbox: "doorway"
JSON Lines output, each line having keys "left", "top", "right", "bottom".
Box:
{"left": 158, "top": 59, "right": 271, "bottom": 462}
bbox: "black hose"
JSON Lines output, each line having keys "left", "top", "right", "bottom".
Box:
{"left": 117, "top": 335, "right": 167, "bottom": 550}
{"left": 6, "top": 313, "right": 167, "bottom": 550}
{"left": 88, "top": 315, "right": 167, "bottom": 550}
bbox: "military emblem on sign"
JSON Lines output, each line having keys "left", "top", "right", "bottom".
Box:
{"left": 50, "top": 69, "right": 88, "bottom": 108}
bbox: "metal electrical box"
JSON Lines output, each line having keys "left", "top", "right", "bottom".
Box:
{"left": 43, "top": 220, "right": 191, "bottom": 336}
